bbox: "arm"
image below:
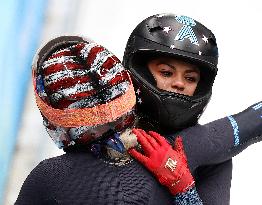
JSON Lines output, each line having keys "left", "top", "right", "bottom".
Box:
{"left": 173, "top": 187, "right": 203, "bottom": 205}
{"left": 129, "top": 129, "right": 203, "bottom": 205}
{"left": 195, "top": 160, "right": 232, "bottom": 205}
{"left": 176, "top": 101, "right": 262, "bottom": 171}
{"left": 171, "top": 102, "right": 261, "bottom": 204}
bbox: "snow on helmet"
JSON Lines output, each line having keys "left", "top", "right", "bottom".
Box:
{"left": 123, "top": 13, "right": 218, "bottom": 132}
{"left": 33, "top": 36, "right": 136, "bottom": 148}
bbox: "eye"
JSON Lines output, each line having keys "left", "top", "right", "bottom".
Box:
{"left": 185, "top": 76, "right": 198, "bottom": 83}
{"left": 160, "top": 71, "right": 173, "bottom": 77}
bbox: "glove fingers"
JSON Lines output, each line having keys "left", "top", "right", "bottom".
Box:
{"left": 128, "top": 148, "right": 148, "bottom": 165}
{"left": 132, "top": 129, "right": 154, "bottom": 155}
{"left": 174, "top": 136, "right": 184, "bottom": 153}
{"left": 148, "top": 131, "right": 168, "bottom": 146}
{"left": 174, "top": 136, "right": 188, "bottom": 164}
{"left": 137, "top": 129, "right": 159, "bottom": 149}
{"left": 145, "top": 134, "right": 159, "bottom": 149}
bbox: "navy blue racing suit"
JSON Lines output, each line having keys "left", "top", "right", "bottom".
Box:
{"left": 15, "top": 102, "right": 262, "bottom": 204}
{"left": 173, "top": 102, "right": 262, "bottom": 204}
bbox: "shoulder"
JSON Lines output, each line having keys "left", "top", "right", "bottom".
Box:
{"left": 15, "top": 154, "right": 72, "bottom": 204}
{"left": 17, "top": 154, "right": 73, "bottom": 193}
{"left": 23, "top": 153, "right": 82, "bottom": 187}
{"left": 35, "top": 154, "right": 72, "bottom": 172}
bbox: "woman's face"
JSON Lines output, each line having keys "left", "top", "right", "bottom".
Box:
{"left": 147, "top": 57, "right": 200, "bottom": 96}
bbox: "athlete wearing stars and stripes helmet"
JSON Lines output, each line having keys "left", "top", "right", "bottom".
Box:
{"left": 32, "top": 35, "right": 136, "bottom": 149}
{"left": 17, "top": 34, "right": 262, "bottom": 205}
{"left": 123, "top": 13, "right": 218, "bottom": 133}
{"left": 18, "top": 35, "right": 202, "bottom": 204}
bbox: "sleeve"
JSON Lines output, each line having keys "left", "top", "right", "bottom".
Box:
{"left": 195, "top": 160, "right": 232, "bottom": 205}
{"left": 177, "top": 101, "right": 262, "bottom": 172}
{"left": 173, "top": 187, "right": 203, "bottom": 205}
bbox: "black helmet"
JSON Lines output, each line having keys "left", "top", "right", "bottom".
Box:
{"left": 123, "top": 13, "right": 218, "bottom": 133}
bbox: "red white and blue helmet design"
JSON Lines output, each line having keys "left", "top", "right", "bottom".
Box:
{"left": 33, "top": 36, "right": 136, "bottom": 148}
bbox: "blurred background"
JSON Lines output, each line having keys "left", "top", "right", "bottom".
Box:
{"left": 0, "top": 0, "right": 261, "bottom": 204}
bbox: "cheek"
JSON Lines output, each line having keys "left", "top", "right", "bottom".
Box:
{"left": 152, "top": 74, "right": 165, "bottom": 86}
{"left": 186, "top": 83, "right": 198, "bottom": 96}
{"left": 156, "top": 78, "right": 172, "bottom": 89}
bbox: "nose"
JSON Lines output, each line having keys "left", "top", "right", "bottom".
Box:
{"left": 171, "top": 76, "right": 185, "bottom": 93}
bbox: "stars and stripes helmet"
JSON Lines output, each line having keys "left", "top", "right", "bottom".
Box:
{"left": 33, "top": 36, "right": 136, "bottom": 148}
{"left": 123, "top": 13, "right": 218, "bottom": 133}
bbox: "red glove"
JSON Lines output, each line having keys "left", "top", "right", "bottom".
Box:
{"left": 128, "top": 129, "right": 194, "bottom": 196}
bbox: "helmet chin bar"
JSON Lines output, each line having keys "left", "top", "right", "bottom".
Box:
{"left": 123, "top": 13, "right": 218, "bottom": 132}
{"left": 132, "top": 70, "right": 209, "bottom": 134}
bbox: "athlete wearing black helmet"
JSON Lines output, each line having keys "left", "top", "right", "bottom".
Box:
{"left": 123, "top": 13, "right": 218, "bottom": 132}
{"left": 124, "top": 13, "right": 262, "bottom": 204}
{"left": 15, "top": 15, "right": 262, "bottom": 205}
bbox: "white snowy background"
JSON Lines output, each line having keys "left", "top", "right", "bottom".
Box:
{"left": 4, "top": 0, "right": 262, "bottom": 204}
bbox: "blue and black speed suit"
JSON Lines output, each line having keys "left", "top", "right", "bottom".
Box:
{"left": 15, "top": 102, "right": 262, "bottom": 205}
{"left": 173, "top": 101, "right": 262, "bottom": 204}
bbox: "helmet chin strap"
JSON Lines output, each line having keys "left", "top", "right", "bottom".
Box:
{"left": 87, "top": 128, "right": 138, "bottom": 166}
